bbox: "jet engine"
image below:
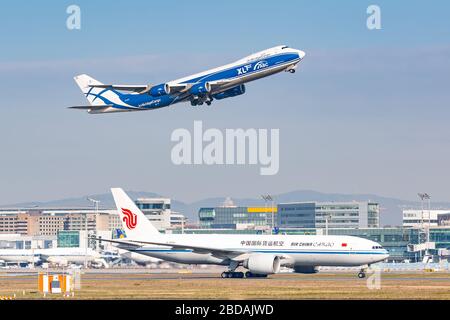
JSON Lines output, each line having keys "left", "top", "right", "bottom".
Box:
{"left": 212, "top": 85, "right": 245, "bottom": 100}
{"left": 150, "top": 83, "right": 168, "bottom": 96}
{"left": 243, "top": 254, "right": 281, "bottom": 274}
{"left": 190, "top": 82, "right": 211, "bottom": 95}
{"left": 293, "top": 266, "right": 319, "bottom": 274}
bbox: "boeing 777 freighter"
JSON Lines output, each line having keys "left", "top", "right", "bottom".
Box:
{"left": 70, "top": 45, "right": 305, "bottom": 114}
{"left": 93, "top": 188, "right": 389, "bottom": 279}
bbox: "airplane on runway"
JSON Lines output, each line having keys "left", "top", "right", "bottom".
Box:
{"left": 92, "top": 188, "right": 389, "bottom": 279}
{"left": 0, "top": 247, "right": 107, "bottom": 267}
{"left": 70, "top": 45, "right": 305, "bottom": 114}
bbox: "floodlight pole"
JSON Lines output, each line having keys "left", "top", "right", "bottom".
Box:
{"left": 181, "top": 216, "right": 185, "bottom": 234}
{"left": 427, "top": 194, "right": 431, "bottom": 243}
{"left": 261, "top": 195, "right": 274, "bottom": 234}
{"left": 87, "top": 197, "right": 101, "bottom": 268}
{"left": 325, "top": 214, "right": 331, "bottom": 236}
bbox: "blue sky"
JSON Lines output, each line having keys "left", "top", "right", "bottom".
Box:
{"left": 0, "top": 1, "right": 449, "bottom": 205}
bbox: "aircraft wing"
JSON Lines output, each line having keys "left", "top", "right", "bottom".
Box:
{"left": 90, "top": 237, "right": 248, "bottom": 260}
{"left": 88, "top": 84, "right": 150, "bottom": 93}
{"left": 90, "top": 237, "right": 141, "bottom": 248}
{"left": 132, "top": 240, "right": 249, "bottom": 260}
{"left": 90, "top": 237, "right": 292, "bottom": 262}
{"left": 133, "top": 240, "right": 294, "bottom": 263}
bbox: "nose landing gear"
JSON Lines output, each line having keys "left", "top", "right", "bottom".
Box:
{"left": 357, "top": 265, "right": 371, "bottom": 278}
{"left": 285, "top": 65, "right": 297, "bottom": 73}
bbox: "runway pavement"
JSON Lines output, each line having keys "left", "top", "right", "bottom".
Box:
{"left": 2, "top": 268, "right": 450, "bottom": 299}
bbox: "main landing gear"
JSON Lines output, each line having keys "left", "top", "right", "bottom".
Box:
{"left": 220, "top": 271, "right": 268, "bottom": 279}
{"left": 245, "top": 271, "right": 267, "bottom": 278}
{"left": 222, "top": 261, "right": 268, "bottom": 279}
{"left": 221, "top": 271, "right": 244, "bottom": 278}
{"left": 190, "top": 95, "right": 213, "bottom": 106}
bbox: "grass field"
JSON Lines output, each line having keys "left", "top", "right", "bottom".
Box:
{"left": 1, "top": 271, "right": 450, "bottom": 300}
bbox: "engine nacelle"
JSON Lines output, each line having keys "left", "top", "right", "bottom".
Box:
{"left": 150, "top": 83, "right": 168, "bottom": 97}
{"left": 293, "top": 266, "right": 319, "bottom": 274}
{"left": 190, "top": 82, "right": 211, "bottom": 95}
{"left": 243, "top": 254, "right": 281, "bottom": 275}
{"left": 212, "top": 84, "right": 246, "bottom": 100}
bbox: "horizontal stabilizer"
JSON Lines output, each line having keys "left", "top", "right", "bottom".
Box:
{"left": 68, "top": 104, "right": 112, "bottom": 110}
{"left": 88, "top": 84, "right": 149, "bottom": 93}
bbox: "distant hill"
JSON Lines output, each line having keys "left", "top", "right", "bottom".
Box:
{"left": 3, "top": 190, "right": 450, "bottom": 227}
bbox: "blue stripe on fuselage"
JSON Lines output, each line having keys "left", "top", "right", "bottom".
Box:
{"left": 134, "top": 248, "right": 387, "bottom": 255}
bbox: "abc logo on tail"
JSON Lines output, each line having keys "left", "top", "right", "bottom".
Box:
{"left": 121, "top": 208, "right": 137, "bottom": 230}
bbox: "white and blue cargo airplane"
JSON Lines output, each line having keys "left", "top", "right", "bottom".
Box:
{"left": 93, "top": 188, "right": 389, "bottom": 279}
{"left": 70, "top": 45, "right": 305, "bottom": 114}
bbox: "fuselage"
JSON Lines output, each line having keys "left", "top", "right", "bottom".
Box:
{"left": 128, "top": 234, "right": 389, "bottom": 268}
{"left": 84, "top": 45, "right": 305, "bottom": 113}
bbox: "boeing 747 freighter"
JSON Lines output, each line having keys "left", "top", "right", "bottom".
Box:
{"left": 70, "top": 45, "right": 305, "bottom": 114}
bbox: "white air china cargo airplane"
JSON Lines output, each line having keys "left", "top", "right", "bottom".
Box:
{"left": 0, "top": 248, "right": 102, "bottom": 266}
{"left": 70, "top": 45, "right": 305, "bottom": 114}
{"left": 94, "top": 188, "right": 389, "bottom": 279}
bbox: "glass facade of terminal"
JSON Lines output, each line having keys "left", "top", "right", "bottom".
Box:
{"left": 200, "top": 202, "right": 379, "bottom": 229}
{"left": 57, "top": 230, "right": 80, "bottom": 248}
{"left": 277, "top": 203, "right": 316, "bottom": 228}
{"left": 199, "top": 207, "right": 276, "bottom": 229}
{"left": 277, "top": 202, "right": 379, "bottom": 229}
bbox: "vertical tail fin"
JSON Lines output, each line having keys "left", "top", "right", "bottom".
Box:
{"left": 74, "top": 74, "right": 108, "bottom": 106}
{"left": 111, "top": 188, "right": 161, "bottom": 241}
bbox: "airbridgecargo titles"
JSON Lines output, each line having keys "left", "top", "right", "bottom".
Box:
{"left": 70, "top": 45, "right": 305, "bottom": 114}
{"left": 92, "top": 188, "right": 389, "bottom": 279}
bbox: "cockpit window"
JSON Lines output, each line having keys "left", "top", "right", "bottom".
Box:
{"left": 372, "top": 246, "right": 383, "bottom": 249}
{"left": 281, "top": 46, "right": 289, "bottom": 49}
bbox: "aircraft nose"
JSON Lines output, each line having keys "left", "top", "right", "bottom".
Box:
{"left": 297, "top": 50, "right": 306, "bottom": 59}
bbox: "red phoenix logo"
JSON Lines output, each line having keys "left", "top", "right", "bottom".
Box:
{"left": 121, "top": 208, "right": 137, "bottom": 230}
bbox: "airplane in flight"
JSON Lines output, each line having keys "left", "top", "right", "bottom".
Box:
{"left": 70, "top": 45, "right": 305, "bottom": 114}
{"left": 93, "top": 188, "right": 389, "bottom": 279}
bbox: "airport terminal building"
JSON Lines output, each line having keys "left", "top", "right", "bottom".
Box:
{"left": 199, "top": 201, "right": 379, "bottom": 230}
{"left": 199, "top": 206, "right": 277, "bottom": 230}
{"left": 277, "top": 201, "right": 379, "bottom": 229}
